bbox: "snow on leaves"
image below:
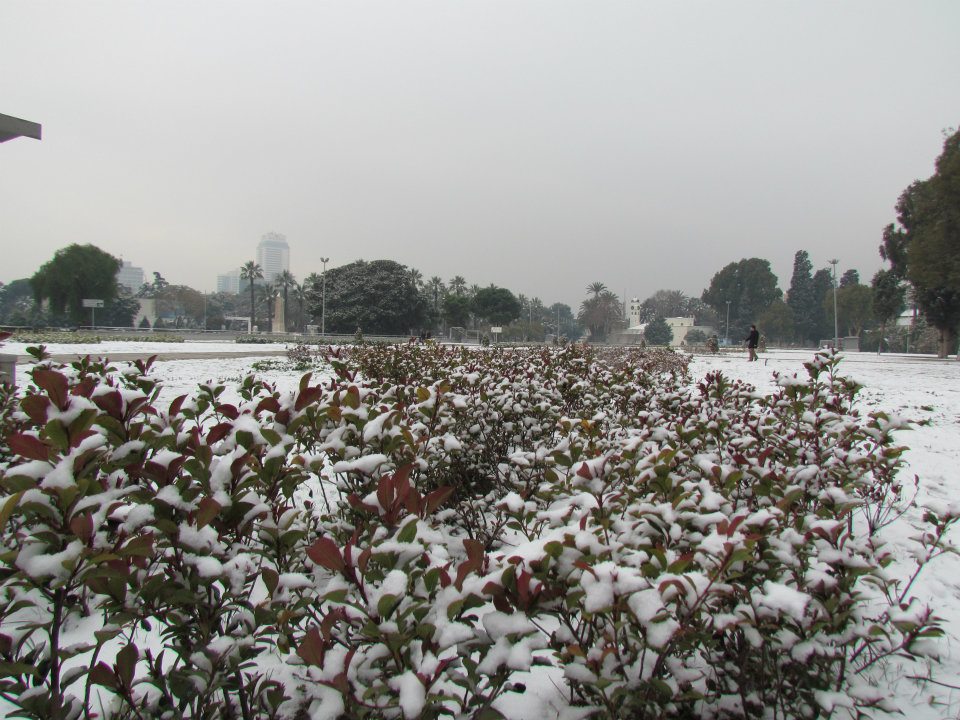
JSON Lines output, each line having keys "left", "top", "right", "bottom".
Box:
{"left": 0, "top": 344, "right": 952, "bottom": 719}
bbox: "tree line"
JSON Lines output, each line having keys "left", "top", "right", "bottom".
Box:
{"left": 4, "top": 130, "right": 956, "bottom": 352}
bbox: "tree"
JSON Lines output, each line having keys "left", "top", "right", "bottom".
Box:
{"left": 472, "top": 286, "right": 521, "bottom": 326}
{"left": 701, "top": 258, "right": 782, "bottom": 336}
{"left": 638, "top": 290, "right": 690, "bottom": 323}
{"left": 586, "top": 281, "right": 608, "bottom": 299}
{"left": 308, "top": 259, "right": 427, "bottom": 334}
{"left": 840, "top": 269, "right": 860, "bottom": 288}
{"left": 409, "top": 268, "right": 424, "bottom": 291}
{"left": 811, "top": 268, "right": 835, "bottom": 343}
{"left": 828, "top": 283, "right": 873, "bottom": 337}
{"left": 101, "top": 287, "right": 140, "bottom": 327}
{"left": 757, "top": 298, "right": 795, "bottom": 345}
{"left": 547, "top": 302, "right": 576, "bottom": 340}
{"left": 276, "top": 270, "right": 296, "bottom": 328}
{"left": 240, "top": 261, "right": 263, "bottom": 330}
{"left": 787, "top": 250, "right": 817, "bottom": 344}
{"left": 448, "top": 275, "right": 467, "bottom": 296}
{"left": 871, "top": 269, "right": 906, "bottom": 352}
{"left": 644, "top": 316, "right": 673, "bottom": 346}
{"left": 30, "top": 244, "right": 122, "bottom": 324}
{"left": 443, "top": 294, "right": 472, "bottom": 329}
{"left": 684, "top": 328, "right": 708, "bottom": 345}
{"left": 262, "top": 282, "right": 279, "bottom": 331}
{"left": 880, "top": 129, "right": 960, "bottom": 357}
{"left": 292, "top": 281, "right": 307, "bottom": 332}
{"left": 0, "top": 278, "right": 38, "bottom": 325}
{"left": 579, "top": 288, "right": 622, "bottom": 342}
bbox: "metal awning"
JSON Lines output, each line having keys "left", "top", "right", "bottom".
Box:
{"left": 0, "top": 113, "right": 42, "bottom": 143}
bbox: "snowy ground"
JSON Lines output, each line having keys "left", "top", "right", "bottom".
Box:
{"left": 8, "top": 343, "right": 960, "bottom": 717}
{"left": 3, "top": 340, "right": 291, "bottom": 358}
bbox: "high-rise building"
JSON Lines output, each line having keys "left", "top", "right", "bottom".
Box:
{"left": 216, "top": 269, "right": 242, "bottom": 294}
{"left": 117, "top": 260, "right": 145, "bottom": 293}
{"left": 256, "top": 232, "right": 290, "bottom": 283}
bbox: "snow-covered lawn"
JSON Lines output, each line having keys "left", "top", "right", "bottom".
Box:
{"left": 3, "top": 340, "right": 292, "bottom": 357}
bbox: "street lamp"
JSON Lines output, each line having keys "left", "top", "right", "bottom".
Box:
{"left": 829, "top": 259, "right": 839, "bottom": 350}
{"left": 320, "top": 257, "right": 329, "bottom": 339}
{"left": 725, "top": 301, "right": 731, "bottom": 346}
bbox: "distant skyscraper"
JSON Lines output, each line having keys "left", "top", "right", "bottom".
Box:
{"left": 116, "top": 260, "right": 145, "bottom": 293}
{"left": 256, "top": 232, "right": 290, "bottom": 283}
{"left": 216, "top": 268, "right": 242, "bottom": 294}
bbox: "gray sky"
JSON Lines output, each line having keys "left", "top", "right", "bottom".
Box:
{"left": 2, "top": 1, "right": 958, "bottom": 310}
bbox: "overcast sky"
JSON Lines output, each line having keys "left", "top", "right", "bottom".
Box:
{"left": 2, "top": 1, "right": 958, "bottom": 309}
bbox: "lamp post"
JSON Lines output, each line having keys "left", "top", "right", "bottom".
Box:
{"left": 829, "top": 259, "right": 839, "bottom": 350}
{"left": 320, "top": 257, "right": 329, "bottom": 339}
{"left": 725, "top": 301, "right": 731, "bottom": 346}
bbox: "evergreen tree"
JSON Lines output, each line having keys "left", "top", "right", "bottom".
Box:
{"left": 644, "top": 316, "right": 673, "bottom": 346}
{"left": 880, "top": 129, "right": 960, "bottom": 357}
{"left": 310, "top": 259, "right": 427, "bottom": 334}
{"left": 840, "top": 269, "right": 860, "bottom": 288}
{"left": 472, "top": 286, "right": 521, "bottom": 326}
{"left": 757, "top": 298, "right": 795, "bottom": 345}
{"left": 871, "top": 269, "right": 906, "bottom": 352}
{"left": 702, "top": 258, "right": 782, "bottom": 332}
{"left": 787, "top": 250, "right": 816, "bottom": 344}
{"left": 811, "top": 268, "right": 835, "bottom": 343}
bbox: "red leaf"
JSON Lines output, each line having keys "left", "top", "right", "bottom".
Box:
{"left": 20, "top": 395, "right": 50, "bottom": 424}
{"left": 207, "top": 422, "right": 233, "bottom": 444}
{"left": 70, "top": 513, "right": 94, "bottom": 544}
{"left": 88, "top": 662, "right": 118, "bottom": 689}
{"left": 93, "top": 391, "right": 124, "bottom": 420}
{"left": 424, "top": 486, "right": 454, "bottom": 514}
{"left": 376, "top": 474, "right": 394, "bottom": 513}
{"left": 216, "top": 403, "right": 239, "bottom": 420}
{"left": 33, "top": 369, "right": 69, "bottom": 410}
{"left": 115, "top": 643, "right": 138, "bottom": 689}
{"left": 7, "top": 433, "right": 50, "bottom": 461}
{"left": 576, "top": 462, "right": 593, "bottom": 480}
{"left": 306, "top": 537, "right": 345, "bottom": 573}
{"left": 168, "top": 394, "right": 187, "bottom": 418}
{"left": 295, "top": 386, "right": 322, "bottom": 412}
{"left": 257, "top": 396, "right": 281, "bottom": 415}
{"left": 196, "top": 497, "right": 221, "bottom": 529}
{"left": 320, "top": 607, "right": 348, "bottom": 640}
{"left": 296, "top": 626, "right": 325, "bottom": 667}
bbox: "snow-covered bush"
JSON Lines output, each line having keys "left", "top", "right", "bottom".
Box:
{"left": 0, "top": 344, "right": 953, "bottom": 719}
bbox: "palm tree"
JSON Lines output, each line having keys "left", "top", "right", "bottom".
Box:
{"left": 428, "top": 277, "right": 445, "bottom": 309}
{"left": 449, "top": 275, "right": 467, "bottom": 296}
{"left": 276, "top": 270, "right": 296, "bottom": 328}
{"left": 262, "top": 282, "right": 279, "bottom": 331}
{"left": 292, "top": 281, "right": 307, "bottom": 332}
{"left": 409, "top": 268, "right": 424, "bottom": 291}
{"left": 586, "top": 281, "right": 608, "bottom": 299}
{"left": 240, "top": 261, "right": 263, "bottom": 331}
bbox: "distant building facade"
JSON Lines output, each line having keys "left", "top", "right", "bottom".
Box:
{"left": 256, "top": 232, "right": 290, "bottom": 283}
{"left": 116, "top": 260, "right": 145, "bottom": 293}
{"left": 216, "top": 269, "right": 241, "bottom": 294}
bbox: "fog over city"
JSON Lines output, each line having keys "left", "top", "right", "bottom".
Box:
{"left": 2, "top": 1, "right": 958, "bottom": 308}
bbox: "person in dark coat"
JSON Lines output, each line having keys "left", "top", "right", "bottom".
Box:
{"left": 745, "top": 324, "right": 760, "bottom": 361}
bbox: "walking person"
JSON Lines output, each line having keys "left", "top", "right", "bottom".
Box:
{"left": 745, "top": 324, "right": 760, "bottom": 362}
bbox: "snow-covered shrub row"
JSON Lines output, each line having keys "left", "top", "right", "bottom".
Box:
{"left": 0, "top": 342, "right": 954, "bottom": 719}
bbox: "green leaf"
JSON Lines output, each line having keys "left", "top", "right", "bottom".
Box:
{"left": 397, "top": 519, "right": 418, "bottom": 544}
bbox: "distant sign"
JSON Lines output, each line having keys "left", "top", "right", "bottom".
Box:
{"left": 490, "top": 326, "right": 502, "bottom": 334}
{"left": 82, "top": 299, "right": 105, "bottom": 308}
